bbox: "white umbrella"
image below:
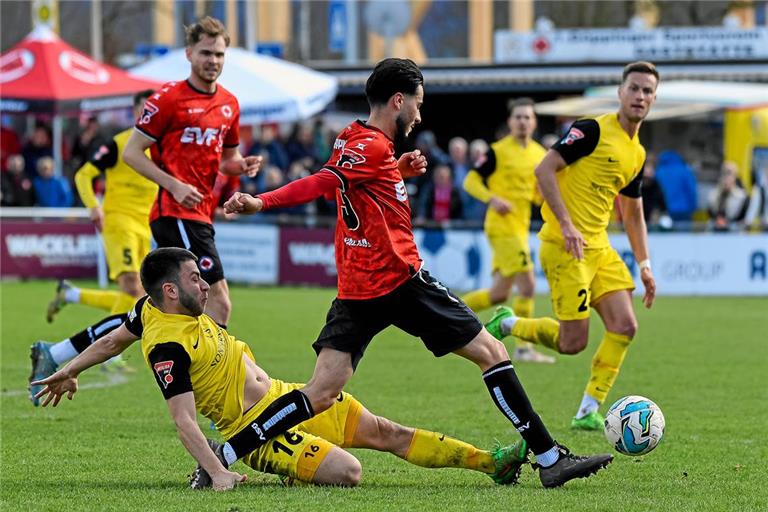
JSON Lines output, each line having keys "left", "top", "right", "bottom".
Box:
{"left": 130, "top": 47, "right": 338, "bottom": 124}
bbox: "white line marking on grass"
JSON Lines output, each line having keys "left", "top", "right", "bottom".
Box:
{"left": 2, "top": 373, "right": 129, "bottom": 397}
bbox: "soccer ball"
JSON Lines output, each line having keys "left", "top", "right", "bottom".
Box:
{"left": 604, "top": 395, "right": 665, "bottom": 456}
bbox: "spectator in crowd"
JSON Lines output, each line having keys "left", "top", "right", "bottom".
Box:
{"left": 285, "top": 122, "right": 317, "bottom": 168}
{"left": 640, "top": 152, "right": 669, "bottom": 227}
{"left": 33, "top": 156, "right": 74, "bottom": 207}
{"left": 70, "top": 115, "right": 103, "bottom": 172}
{"left": 313, "top": 118, "right": 332, "bottom": 164}
{"left": 249, "top": 124, "right": 289, "bottom": 172}
{"left": 22, "top": 123, "right": 54, "bottom": 178}
{"left": 654, "top": 149, "right": 698, "bottom": 223}
{"left": 416, "top": 164, "right": 463, "bottom": 223}
{"left": 1, "top": 154, "right": 35, "bottom": 206}
{"left": 469, "top": 139, "right": 490, "bottom": 168}
{"left": 708, "top": 161, "right": 749, "bottom": 230}
{"left": 744, "top": 161, "right": 768, "bottom": 230}
{"left": 448, "top": 136, "right": 485, "bottom": 221}
{"left": 411, "top": 130, "right": 449, "bottom": 199}
{"left": 1, "top": 125, "right": 22, "bottom": 172}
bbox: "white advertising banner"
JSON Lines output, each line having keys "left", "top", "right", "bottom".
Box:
{"left": 415, "top": 230, "right": 768, "bottom": 297}
{"left": 215, "top": 223, "right": 279, "bottom": 284}
{"left": 494, "top": 26, "right": 768, "bottom": 63}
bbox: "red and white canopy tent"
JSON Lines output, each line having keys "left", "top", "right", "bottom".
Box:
{"left": 0, "top": 25, "right": 162, "bottom": 173}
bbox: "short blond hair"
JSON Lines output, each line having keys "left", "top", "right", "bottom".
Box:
{"left": 185, "top": 16, "right": 230, "bottom": 47}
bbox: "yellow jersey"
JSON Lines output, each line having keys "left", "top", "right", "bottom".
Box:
{"left": 463, "top": 136, "right": 546, "bottom": 236}
{"left": 126, "top": 296, "right": 255, "bottom": 438}
{"left": 539, "top": 113, "right": 646, "bottom": 249}
{"left": 74, "top": 128, "right": 158, "bottom": 222}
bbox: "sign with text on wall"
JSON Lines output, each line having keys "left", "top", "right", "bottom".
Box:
{"left": 494, "top": 26, "right": 768, "bottom": 63}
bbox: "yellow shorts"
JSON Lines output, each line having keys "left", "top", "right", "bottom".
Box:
{"left": 539, "top": 241, "right": 634, "bottom": 321}
{"left": 102, "top": 215, "right": 152, "bottom": 281}
{"left": 489, "top": 234, "right": 532, "bottom": 277}
{"left": 238, "top": 380, "right": 363, "bottom": 482}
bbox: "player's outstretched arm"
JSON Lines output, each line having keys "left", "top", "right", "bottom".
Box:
{"left": 31, "top": 324, "right": 140, "bottom": 407}
{"left": 166, "top": 392, "right": 247, "bottom": 491}
{"left": 619, "top": 195, "right": 656, "bottom": 308}
{"left": 223, "top": 192, "right": 263, "bottom": 215}
{"left": 535, "top": 150, "right": 586, "bottom": 259}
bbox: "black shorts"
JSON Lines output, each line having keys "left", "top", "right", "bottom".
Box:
{"left": 313, "top": 269, "right": 483, "bottom": 369}
{"left": 150, "top": 217, "right": 225, "bottom": 285}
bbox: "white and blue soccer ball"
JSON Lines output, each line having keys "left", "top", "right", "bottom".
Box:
{"left": 604, "top": 395, "right": 665, "bottom": 456}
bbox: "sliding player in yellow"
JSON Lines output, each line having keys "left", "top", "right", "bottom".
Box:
{"left": 486, "top": 62, "right": 659, "bottom": 430}
{"left": 33, "top": 248, "right": 529, "bottom": 489}
{"left": 46, "top": 89, "right": 157, "bottom": 322}
{"left": 462, "top": 98, "right": 554, "bottom": 364}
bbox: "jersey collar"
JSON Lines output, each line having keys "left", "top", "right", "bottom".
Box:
{"left": 185, "top": 79, "right": 218, "bottom": 96}
{"left": 356, "top": 120, "right": 393, "bottom": 142}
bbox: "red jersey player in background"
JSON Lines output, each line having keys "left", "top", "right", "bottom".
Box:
{"left": 124, "top": 16, "right": 260, "bottom": 327}
{"left": 215, "top": 58, "right": 613, "bottom": 489}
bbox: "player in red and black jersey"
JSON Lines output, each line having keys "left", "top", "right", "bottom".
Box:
{"left": 124, "top": 16, "right": 260, "bottom": 327}
{"left": 221, "top": 58, "right": 613, "bottom": 488}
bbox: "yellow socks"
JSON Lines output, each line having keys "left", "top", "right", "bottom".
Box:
{"left": 511, "top": 297, "right": 534, "bottom": 349}
{"left": 78, "top": 289, "right": 121, "bottom": 312}
{"left": 511, "top": 317, "right": 560, "bottom": 351}
{"left": 404, "top": 429, "right": 494, "bottom": 474}
{"left": 585, "top": 331, "right": 632, "bottom": 403}
{"left": 110, "top": 292, "right": 138, "bottom": 315}
{"left": 461, "top": 289, "right": 493, "bottom": 312}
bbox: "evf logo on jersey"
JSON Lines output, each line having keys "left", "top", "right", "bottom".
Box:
{"left": 181, "top": 127, "right": 220, "bottom": 146}
{"left": 337, "top": 148, "right": 366, "bottom": 169}
{"left": 563, "top": 127, "right": 584, "bottom": 146}
{"left": 395, "top": 180, "right": 408, "bottom": 202}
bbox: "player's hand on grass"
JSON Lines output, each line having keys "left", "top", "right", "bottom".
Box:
{"left": 641, "top": 267, "right": 656, "bottom": 309}
{"left": 31, "top": 370, "right": 79, "bottom": 407}
{"left": 172, "top": 181, "right": 204, "bottom": 209}
{"left": 397, "top": 150, "right": 427, "bottom": 178}
{"left": 489, "top": 196, "right": 513, "bottom": 215}
{"left": 560, "top": 219, "right": 586, "bottom": 260}
{"left": 89, "top": 206, "right": 104, "bottom": 232}
{"left": 212, "top": 469, "right": 248, "bottom": 491}
{"left": 224, "top": 192, "right": 263, "bottom": 215}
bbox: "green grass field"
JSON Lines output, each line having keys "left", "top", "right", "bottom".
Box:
{"left": 1, "top": 280, "right": 766, "bottom": 511}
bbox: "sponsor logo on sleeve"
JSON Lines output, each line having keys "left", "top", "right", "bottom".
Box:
{"left": 563, "top": 127, "right": 585, "bottom": 146}
{"left": 139, "top": 100, "right": 159, "bottom": 125}
{"left": 337, "top": 148, "right": 366, "bottom": 168}
{"left": 153, "top": 361, "right": 174, "bottom": 389}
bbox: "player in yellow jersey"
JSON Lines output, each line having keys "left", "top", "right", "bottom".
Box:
{"left": 486, "top": 62, "right": 659, "bottom": 430}
{"left": 33, "top": 248, "right": 529, "bottom": 490}
{"left": 462, "top": 98, "right": 554, "bottom": 364}
{"left": 46, "top": 89, "right": 158, "bottom": 322}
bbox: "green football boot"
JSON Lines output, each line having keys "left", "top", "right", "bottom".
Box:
{"left": 489, "top": 439, "right": 528, "bottom": 485}
{"left": 570, "top": 411, "right": 605, "bottom": 431}
{"left": 485, "top": 306, "right": 515, "bottom": 341}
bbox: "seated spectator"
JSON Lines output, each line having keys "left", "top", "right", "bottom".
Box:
{"left": 33, "top": 157, "right": 74, "bottom": 207}
{"left": 708, "top": 161, "right": 748, "bottom": 230}
{"left": 23, "top": 123, "right": 54, "bottom": 178}
{"left": 248, "top": 124, "right": 289, "bottom": 172}
{"left": 640, "top": 152, "right": 669, "bottom": 227}
{"left": 1, "top": 154, "right": 35, "bottom": 206}
{"left": 1, "top": 126, "right": 22, "bottom": 172}
{"left": 449, "top": 136, "right": 484, "bottom": 221}
{"left": 744, "top": 161, "right": 768, "bottom": 230}
{"left": 416, "top": 164, "right": 463, "bottom": 224}
{"left": 654, "top": 150, "right": 698, "bottom": 223}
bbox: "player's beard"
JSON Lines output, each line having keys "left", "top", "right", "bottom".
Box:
{"left": 178, "top": 286, "right": 205, "bottom": 316}
{"left": 394, "top": 114, "right": 409, "bottom": 148}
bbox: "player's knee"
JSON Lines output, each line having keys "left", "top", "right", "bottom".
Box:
{"left": 489, "top": 288, "right": 510, "bottom": 304}
{"left": 334, "top": 456, "right": 362, "bottom": 487}
{"left": 118, "top": 273, "right": 143, "bottom": 297}
{"left": 612, "top": 319, "right": 638, "bottom": 339}
{"left": 558, "top": 328, "right": 588, "bottom": 354}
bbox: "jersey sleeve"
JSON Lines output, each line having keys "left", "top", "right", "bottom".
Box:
{"left": 134, "top": 89, "right": 174, "bottom": 142}
{"left": 223, "top": 106, "right": 240, "bottom": 148}
{"left": 322, "top": 131, "right": 386, "bottom": 188}
{"left": 74, "top": 162, "right": 102, "bottom": 209}
{"left": 472, "top": 147, "right": 497, "bottom": 179}
{"left": 619, "top": 165, "right": 645, "bottom": 198}
{"left": 147, "top": 342, "right": 193, "bottom": 399}
{"left": 88, "top": 139, "right": 119, "bottom": 171}
{"left": 551, "top": 119, "right": 600, "bottom": 165}
{"left": 124, "top": 295, "right": 150, "bottom": 338}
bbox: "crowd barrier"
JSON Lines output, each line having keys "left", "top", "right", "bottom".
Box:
{"left": 2, "top": 216, "right": 766, "bottom": 296}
